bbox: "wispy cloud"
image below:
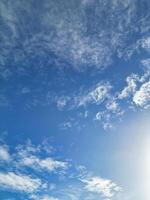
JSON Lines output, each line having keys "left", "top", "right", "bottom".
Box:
{"left": 30, "top": 194, "right": 59, "bottom": 200}
{"left": 15, "top": 141, "right": 68, "bottom": 173}
{"left": 19, "top": 155, "right": 68, "bottom": 172}
{"left": 141, "top": 37, "right": 150, "bottom": 52}
{"left": 77, "top": 82, "right": 111, "bottom": 107}
{"left": 82, "top": 176, "right": 122, "bottom": 199}
{"left": 0, "top": 0, "right": 149, "bottom": 75}
{"left": 118, "top": 74, "right": 139, "bottom": 100}
{"left": 0, "top": 145, "right": 10, "bottom": 161}
{"left": 55, "top": 81, "right": 111, "bottom": 109}
{"left": 0, "top": 172, "right": 42, "bottom": 193}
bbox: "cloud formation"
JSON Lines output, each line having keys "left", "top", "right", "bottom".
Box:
{"left": 82, "top": 176, "right": 121, "bottom": 199}
{"left": 133, "top": 80, "right": 150, "bottom": 108}
{"left": 20, "top": 155, "right": 68, "bottom": 172}
{"left": 0, "top": 145, "right": 10, "bottom": 161}
{"left": 30, "top": 194, "right": 59, "bottom": 200}
{"left": 0, "top": 0, "right": 149, "bottom": 74}
{"left": 0, "top": 0, "right": 150, "bottom": 130}
{"left": 15, "top": 141, "right": 68, "bottom": 173}
{"left": 0, "top": 172, "right": 41, "bottom": 193}
{"left": 77, "top": 82, "right": 111, "bottom": 107}
{"left": 0, "top": 140, "right": 122, "bottom": 200}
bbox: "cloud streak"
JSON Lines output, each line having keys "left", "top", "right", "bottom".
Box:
{"left": 0, "top": 145, "right": 10, "bottom": 161}
{"left": 0, "top": 172, "right": 41, "bottom": 193}
{"left": 82, "top": 176, "right": 121, "bottom": 199}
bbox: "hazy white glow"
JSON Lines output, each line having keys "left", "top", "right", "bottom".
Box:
{"left": 118, "top": 114, "right": 150, "bottom": 200}
{"left": 132, "top": 121, "right": 150, "bottom": 200}
{"left": 140, "top": 134, "right": 150, "bottom": 200}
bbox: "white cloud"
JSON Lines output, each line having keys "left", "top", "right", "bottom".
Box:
{"left": 133, "top": 81, "right": 150, "bottom": 108}
{"left": 141, "top": 58, "right": 150, "bottom": 69}
{"left": 16, "top": 142, "right": 68, "bottom": 173}
{"left": 0, "top": 140, "right": 124, "bottom": 199}
{"left": 106, "top": 100, "right": 119, "bottom": 112}
{"left": 77, "top": 82, "right": 111, "bottom": 107}
{"left": 0, "top": 141, "right": 69, "bottom": 198}
{"left": 140, "top": 59, "right": 150, "bottom": 82}
{"left": 0, "top": 140, "right": 68, "bottom": 174}
{"left": 0, "top": 0, "right": 149, "bottom": 116}
{"left": 30, "top": 194, "right": 59, "bottom": 200}
{"left": 56, "top": 96, "right": 70, "bottom": 110}
{"left": 20, "top": 155, "right": 68, "bottom": 172}
{"left": 95, "top": 112, "right": 104, "bottom": 121}
{"left": 60, "top": 121, "right": 72, "bottom": 130}
{"left": 95, "top": 111, "right": 113, "bottom": 130}
{"left": 39, "top": 195, "right": 59, "bottom": 200}
{"left": 82, "top": 176, "right": 121, "bottom": 198}
{"left": 95, "top": 100, "right": 124, "bottom": 130}
{"left": 116, "top": 64, "right": 150, "bottom": 110}
{"left": 118, "top": 74, "right": 139, "bottom": 99}
{"left": 0, "top": 172, "right": 41, "bottom": 193}
{"left": 90, "top": 84, "right": 111, "bottom": 104}
{"left": 0, "top": 146, "right": 10, "bottom": 161}
{"left": 0, "top": 0, "right": 145, "bottom": 76}
{"left": 141, "top": 37, "right": 150, "bottom": 51}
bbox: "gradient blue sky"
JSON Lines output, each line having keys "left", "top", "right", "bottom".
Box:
{"left": 0, "top": 0, "right": 150, "bottom": 200}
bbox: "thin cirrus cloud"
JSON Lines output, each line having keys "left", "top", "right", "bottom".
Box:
{"left": 0, "top": 0, "right": 149, "bottom": 75}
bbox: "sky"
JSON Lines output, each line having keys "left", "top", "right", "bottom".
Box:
{"left": 0, "top": 0, "right": 150, "bottom": 199}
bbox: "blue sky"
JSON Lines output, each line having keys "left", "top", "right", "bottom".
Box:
{"left": 0, "top": 0, "right": 150, "bottom": 199}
